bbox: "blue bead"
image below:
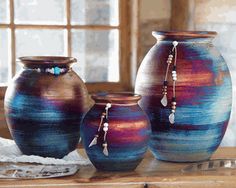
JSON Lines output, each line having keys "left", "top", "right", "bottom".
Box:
{"left": 54, "top": 67, "right": 60, "bottom": 75}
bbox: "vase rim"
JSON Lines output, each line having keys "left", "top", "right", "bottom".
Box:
{"left": 152, "top": 31, "right": 217, "bottom": 40}
{"left": 18, "top": 56, "right": 77, "bottom": 66}
{"left": 91, "top": 92, "right": 141, "bottom": 104}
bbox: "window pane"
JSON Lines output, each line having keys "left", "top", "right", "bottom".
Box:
{"left": 0, "top": 0, "right": 10, "bottom": 23}
{"left": 71, "top": 0, "right": 119, "bottom": 26}
{"left": 14, "top": 0, "right": 66, "bottom": 25}
{"left": 72, "top": 29, "right": 119, "bottom": 82}
{"left": 0, "top": 29, "right": 10, "bottom": 85}
{"left": 16, "top": 29, "right": 67, "bottom": 71}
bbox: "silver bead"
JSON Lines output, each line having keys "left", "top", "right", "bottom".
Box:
{"left": 172, "top": 102, "right": 177, "bottom": 105}
{"left": 104, "top": 122, "right": 109, "bottom": 127}
{"left": 103, "top": 143, "right": 107, "bottom": 147}
{"left": 103, "top": 127, "right": 108, "bottom": 132}
{"left": 173, "top": 41, "right": 178, "bottom": 47}
{"left": 106, "top": 103, "right": 112, "bottom": 108}
{"left": 60, "top": 68, "right": 66, "bottom": 73}
{"left": 46, "top": 68, "right": 54, "bottom": 74}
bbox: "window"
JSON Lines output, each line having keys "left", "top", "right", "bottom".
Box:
{"left": 0, "top": 0, "right": 131, "bottom": 94}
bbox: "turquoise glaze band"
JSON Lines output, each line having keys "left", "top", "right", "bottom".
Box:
{"left": 25, "top": 66, "right": 70, "bottom": 75}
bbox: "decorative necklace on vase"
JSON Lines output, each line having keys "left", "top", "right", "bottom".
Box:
{"left": 88, "top": 103, "right": 112, "bottom": 156}
{"left": 160, "top": 41, "right": 179, "bottom": 125}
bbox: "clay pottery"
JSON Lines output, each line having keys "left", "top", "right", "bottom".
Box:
{"left": 4, "top": 56, "right": 90, "bottom": 158}
{"left": 81, "top": 92, "right": 150, "bottom": 171}
{"left": 135, "top": 31, "right": 232, "bottom": 162}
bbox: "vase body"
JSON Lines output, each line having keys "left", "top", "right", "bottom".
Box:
{"left": 4, "top": 56, "right": 90, "bottom": 158}
{"left": 81, "top": 93, "right": 150, "bottom": 171}
{"left": 135, "top": 31, "right": 232, "bottom": 162}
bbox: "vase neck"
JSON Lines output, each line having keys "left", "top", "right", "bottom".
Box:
{"left": 152, "top": 31, "right": 217, "bottom": 43}
{"left": 92, "top": 92, "right": 141, "bottom": 105}
{"left": 18, "top": 56, "right": 76, "bottom": 69}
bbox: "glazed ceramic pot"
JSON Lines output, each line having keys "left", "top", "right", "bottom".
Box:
{"left": 135, "top": 31, "right": 232, "bottom": 162}
{"left": 4, "top": 56, "right": 90, "bottom": 158}
{"left": 81, "top": 93, "right": 150, "bottom": 171}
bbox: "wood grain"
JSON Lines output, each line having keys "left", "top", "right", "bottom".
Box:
{"left": 171, "top": 0, "right": 195, "bottom": 30}
{"left": 0, "top": 100, "right": 10, "bottom": 139}
{"left": 9, "top": 0, "right": 16, "bottom": 76}
{"left": 0, "top": 147, "right": 236, "bottom": 187}
{"left": 0, "top": 0, "right": 133, "bottom": 97}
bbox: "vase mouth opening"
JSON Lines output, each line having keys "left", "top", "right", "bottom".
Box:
{"left": 152, "top": 31, "right": 217, "bottom": 41}
{"left": 91, "top": 92, "right": 141, "bottom": 104}
{"left": 18, "top": 56, "right": 77, "bottom": 68}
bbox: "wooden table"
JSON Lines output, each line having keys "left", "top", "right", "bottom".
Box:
{"left": 0, "top": 147, "right": 236, "bottom": 188}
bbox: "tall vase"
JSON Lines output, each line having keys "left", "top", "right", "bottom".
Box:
{"left": 81, "top": 92, "right": 150, "bottom": 171}
{"left": 135, "top": 31, "right": 232, "bottom": 162}
{"left": 4, "top": 56, "right": 90, "bottom": 158}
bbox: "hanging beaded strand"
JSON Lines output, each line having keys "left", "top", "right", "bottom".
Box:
{"left": 102, "top": 103, "right": 111, "bottom": 156}
{"left": 160, "top": 44, "right": 174, "bottom": 107}
{"left": 88, "top": 103, "right": 112, "bottom": 157}
{"left": 169, "top": 41, "right": 178, "bottom": 124}
{"left": 161, "top": 43, "right": 174, "bottom": 107}
{"left": 88, "top": 112, "right": 106, "bottom": 147}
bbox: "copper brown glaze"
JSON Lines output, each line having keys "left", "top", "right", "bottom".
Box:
{"left": 81, "top": 92, "right": 150, "bottom": 171}
{"left": 91, "top": 92, "right": 141, "bottom": 104}
{"left": 135, "top": 31, "right": 232, "bottom": 162}
{"left": 4, "top": 56, "right": 90, "bottom": 158}
{"left": 152, "top": 31, "right": 217, "bottom": 40}
{"left": 19, "top": 56, "right": 76, "bottom": 68}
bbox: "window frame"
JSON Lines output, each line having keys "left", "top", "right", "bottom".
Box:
{"left": 0, "top": 0, "right": 132, "bottom": 97}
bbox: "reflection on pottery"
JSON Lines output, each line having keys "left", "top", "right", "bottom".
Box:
{"left": 135, "top": 31, "right": 232, "bottom": 162}
{"left": 81, "top": 92, "right": 150, "bottom": 171}
{"left": 4, "top": 56, "right": 90, "bottom": 158}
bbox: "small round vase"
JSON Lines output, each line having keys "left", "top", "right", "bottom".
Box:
{"left": 135, "top": 31, "right": 232, "bottom": 162}
{"left": 81, "top": 93, "right": 150, "bottom": 171}
{"left": 4, "top": 56, "right": 90, "bottom": 158}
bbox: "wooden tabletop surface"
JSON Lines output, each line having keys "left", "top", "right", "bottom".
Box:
{"left": 0, "top": 147, "right": 236, "bottom": 188}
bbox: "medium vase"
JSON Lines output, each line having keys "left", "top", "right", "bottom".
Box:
{"left": 81, "top": 92, "right": 150, "bottom": 171}
{"left": 4, "top": 56, "right": 90, "bottom": 158}
{"left": 135, "top": 31, "right": 232, "bottom": 162}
